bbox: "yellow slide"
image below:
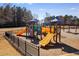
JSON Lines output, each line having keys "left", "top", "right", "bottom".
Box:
{"left": 39, "top": 33, "right": 55, "bottom": 47}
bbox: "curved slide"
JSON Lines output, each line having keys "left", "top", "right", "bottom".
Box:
{"left": 39, "top": 33, "right": 55, "bottom": 47}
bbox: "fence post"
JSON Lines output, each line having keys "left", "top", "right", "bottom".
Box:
{"left": 25, "top": 41, "right": 27, "bottom": 56}
{"left": 13, "top": 36, "right": 15, "bottom": 43}
{"left": 11, "top": 35, "right": 13, "bottom": 42}
{"left": 13, "top": 35, "right": 15, "bottom": 43}
{"left": 18, "top": 37, "right": 19, "bottom": 47}
{"left": 38, "top": 46, "right": 40, "bottom": 56}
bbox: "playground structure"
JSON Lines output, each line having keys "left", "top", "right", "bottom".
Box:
{"left": 4, "top": 18, "right": 64, "bottom": 56}
{"left": 16, "top": 27, "right": 56, "bottom": 47}
{"left": 16, "top": 18, "right": 62, "bottom": 47}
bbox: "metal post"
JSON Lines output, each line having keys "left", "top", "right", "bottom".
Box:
{"left": 59, "top": 25, "right": 61, "bottom": 43}
{"left": 18, "top": 38, "right": 19, "bottom": 47}
{"left": 25, "top": 41, "right": 27, "bottom": 56}
{"left": 33, "top": 23, "right": 34, "bottom": 37}
{"left": 55, "top": 25, "right": 58, "bottom": 43}
{"left": 38, "top": 46, "right": 40, "bottom": 56}
{"left": 26, "top": 24, "right": 27, "bottom": 39}
{"left": 50, "top": 22, "right": 51, "bottom": 33}
{"left": 40, "top": 24, "right": 42, "bottom": 40}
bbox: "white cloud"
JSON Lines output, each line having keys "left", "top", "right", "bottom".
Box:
{"left": 70, "top": 8, "right": 76, "bottom": 10}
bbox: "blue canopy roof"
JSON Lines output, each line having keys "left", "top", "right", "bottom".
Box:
{"left": 51, "top": 17, "right": 64, "bottom": 24}
{"left": 29, "top": 19, "right": 38, "bottom": 23}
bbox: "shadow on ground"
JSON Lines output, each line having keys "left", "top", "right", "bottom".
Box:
{"left": 41, "top": 43, "right": 79, "bottom": 54}
{"left": 15, "top": 35, "right": 79, "bottom": 55}
{"left": 66, "top": 31, "right": 79, "bottom": 35}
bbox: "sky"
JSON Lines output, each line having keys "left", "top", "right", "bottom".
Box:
{"left": 0, "top": 3, "right": 79, "bottom": 20}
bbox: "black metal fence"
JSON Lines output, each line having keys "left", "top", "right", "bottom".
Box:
{"left": 4, "top": 32, "right": 40, "bottom": 56}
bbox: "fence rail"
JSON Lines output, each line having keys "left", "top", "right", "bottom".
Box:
{"left": 4, "top": 32, "right": 40, "bottom": 56}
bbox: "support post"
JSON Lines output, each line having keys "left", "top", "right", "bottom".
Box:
{"left": 59, "top": 25, "right": 61, "bottom": 43}
{"left": 55, "top": 25, "right": 57, "bottom": 43}
{"left": 25, "top": 41, "right": 27, "bottom": 56}
{"left": 38, "top": 46, "right": 40, "bottom": 56}
{"left": 18, "top": 38, "right": 19, "bottom": 47}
